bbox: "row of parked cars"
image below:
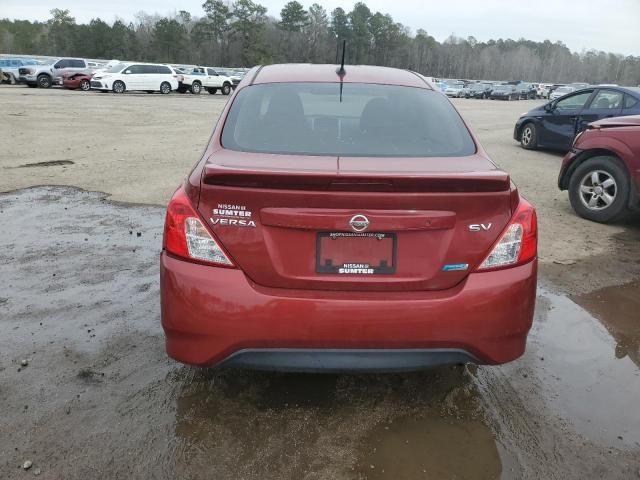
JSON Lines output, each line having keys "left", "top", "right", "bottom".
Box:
{"left": 513, "top": 84, "right": 640, "bottom": 223}
{"left": 0, "top": 56, "right": 247, "bottom": 95}
{"left": 434, "top": 79, "right": 597, "bottom": 101}
{"left": 435, "top": 80, "right": 538, "bottom": 100}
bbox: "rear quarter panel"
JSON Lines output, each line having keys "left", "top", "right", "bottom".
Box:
{"left": 574, "top": 128, "right": 640, "bottom": 192}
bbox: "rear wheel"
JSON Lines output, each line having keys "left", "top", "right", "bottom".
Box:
{"left": 37, "top": 74, "right": 52, "bottom": 88}
{"left": 221, "top": 83, "right": 231, "bottom": 95}
{"left": 79, "top": 79, "right": 91, "bottom": 91}
{"left": 520, "top": 122, "right": 537, "bottom": 150}
{"left": 568, "top": 156, "right": 630, "bottom": 223}
{"left": 112, "top": 80, "right": 126, "bottom": 94}
{"left": 160, "top": 81, "right": 171, "bottom": 94}
{"left": 190, "top": 81, "right": 202, "bottom": 94}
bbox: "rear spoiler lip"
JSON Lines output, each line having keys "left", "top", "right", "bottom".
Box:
{"left": 202, "top": 164, "right": 511, "bottom": 192}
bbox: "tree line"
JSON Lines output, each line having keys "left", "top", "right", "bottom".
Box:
{"left": 1, "top": 2, "right": 639, "bottom": 85}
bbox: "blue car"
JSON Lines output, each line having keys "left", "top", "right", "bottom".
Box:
{"left": 514, "top": 86, "right": 640, "bottom": 151}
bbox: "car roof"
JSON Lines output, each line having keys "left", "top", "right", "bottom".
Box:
{"left": 252, "top": 64, "right": 432, "bottom": 89}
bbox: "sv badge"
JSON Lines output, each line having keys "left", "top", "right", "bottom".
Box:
{"left": 469, "top": 223, "right": 492, "bottom": 232}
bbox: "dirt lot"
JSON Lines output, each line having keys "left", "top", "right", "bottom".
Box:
{"left": 1, "top": 86, "right": 639, "bottom": 479}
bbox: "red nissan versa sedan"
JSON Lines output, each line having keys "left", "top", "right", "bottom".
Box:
{"left": 160, "top": 64, "right": 538, "bottom": 372}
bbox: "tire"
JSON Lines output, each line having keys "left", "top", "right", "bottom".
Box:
{"left": 190, "top": 81, "right": 202, "bottom": 94}
{"left": 207, "top": 88, "right": 217, "bottom": 95}
{"left": 221, "top": 83, "right": 231, "bottom": 95}
{"left": 79, "top": 79, "right": 91, "bottom": 91}
{"left": 568, "top": 156, "right": 630, "bottom": 223}
{"left": 520, "top": 122, "right": 537, "bottom": 150}
{"left": 112, "top": 80, "right": 126, "bottom": 94}
{"left": 37, "top": 74, "right": 52, "bottom": 88}
{"left": 160, "top": 81, "right": 171, "bottom": 94}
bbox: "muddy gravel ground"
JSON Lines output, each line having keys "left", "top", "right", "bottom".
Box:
{"left": 1, "top": 86, "right": 639, "bottom": 479}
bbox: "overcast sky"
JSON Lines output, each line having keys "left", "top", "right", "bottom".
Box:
{"left": 3, "top": 0, "right": 639, "bottom": 56}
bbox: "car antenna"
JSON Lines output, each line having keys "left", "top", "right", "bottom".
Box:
{"left": 336, "top": 40, "right": 346, "bottom": 102}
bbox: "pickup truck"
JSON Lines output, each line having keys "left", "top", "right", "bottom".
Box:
{"left": 0, "top": 58, "right": 38, "bottom": 84}
{"left": 19, "top": 58, "right": 94, "bottom": 88}
{"left": 177, "top": 66, "right": 234, "bottom": 95}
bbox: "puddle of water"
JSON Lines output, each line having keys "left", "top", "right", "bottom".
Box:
{"left": 354, "top": 415, "right": 501, "bottom": 480}
{"left": 531, "top": 286, "right": 640, "bottom": 446}
{"left": 574, "top": 281, "right": 640, "bottom": 368}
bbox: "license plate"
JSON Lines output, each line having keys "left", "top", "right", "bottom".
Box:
{"left": 316, "top": 232, "right": 396, "bottom": 275}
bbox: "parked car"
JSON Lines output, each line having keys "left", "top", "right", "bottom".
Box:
{"left": 214, "top": 69, "right": 245, "bottom": 89}
{"left": 444, "top": 83, "right": 464, "bottom": 98}
{"left": 549, "top": 85, "right": 575, "bottom": 101}
{"left": 537, "top": 83, "right": 551, "bottom": 99}
{"left": 490, "top": 84, "right": 518, "bottom": 100}
{"left": 435, "top": 81, "right": 448, "bottom": 93}
{"left": 90, "top": 63, "right": 179, "bottom": 94}
{"left": 19, "top": 58, "right": 93, "bottom": 88}
{"left": 177, "top": 66, "right": 233, "bottom": 95}
{"left": 515, "top": 86, "right": 640, "bottom": 151}
{"left": 465, "top": 82, "right": 493, "bottom": 99}
{"left": 558, "top": 115, "right": 640, "bottom": 222}
{"left": 62, "top": 72, "right": 93, "bottom": 91}
{"left": 160, "top": 64, "right": 538, "bottom": 372}
{"left": 0, "top": 58, "right": 37, "bottom": 83}
{"left": 516, "top": 83, "right": 537, "bottom": 100}
{"left": 92, "top": 59, "right": 120, "bottom": 77}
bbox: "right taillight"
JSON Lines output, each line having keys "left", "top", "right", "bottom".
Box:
{"left": 477, "top": 198, "right": 537, "bottom": 271}
{"left": 163, "top": 187, "right": 234, "bottom": 267}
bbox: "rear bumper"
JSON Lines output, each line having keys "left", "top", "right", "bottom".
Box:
{"left": 160, "top": 253, "right": 537, "bottom": 371}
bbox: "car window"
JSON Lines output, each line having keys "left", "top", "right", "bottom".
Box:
{"left": 222, "top": 82, "right": 476, "bottom": 157}
{"left": 157, "top": 65, "right": 171, "bottom": 74}
{"left": 54, "top": 59, "right": 70, "bottom": 69}
{"left": 69, "top": 59, "right": 85, "bottom": 68}
{"left": 207, "top": 69, "right": 218, "bottom": 76}
{"left": 127, "top": 65, "right": 143, "bottom": 74}
{"left": 589, "top": 90, "right": 623, "bottom": 110}
{"left": 623, "top": 94, "right": 639, "bottom": 109}
{"left": 555, "top": 91, "right": 593, "bottom": 111}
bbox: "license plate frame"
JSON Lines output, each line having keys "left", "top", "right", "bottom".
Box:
{"left": 316, "top": 232, "right": 397, "bottom": 275}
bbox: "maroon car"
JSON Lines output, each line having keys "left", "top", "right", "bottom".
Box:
{"left": 62, "top": 73, "right": 92, "bottom": 91}
{"left": 559, "top": 115, "right": 640, "bottom": 222}
{"left": 160, "top": 64, "right": 538, "bottom": 372}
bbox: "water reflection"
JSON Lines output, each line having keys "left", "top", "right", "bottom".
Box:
{"left": 533, "top": 287, "right": 640, "bottom": 446}
{"left": 172, "top": 366, "right": 502, "bottom": 479}
{"left": 574, "top": 281, "right": 640, "bottom": 368}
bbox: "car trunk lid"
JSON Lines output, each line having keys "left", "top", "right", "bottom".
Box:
{"left": 198, "top": 150, "right": 512, "bottom": 291}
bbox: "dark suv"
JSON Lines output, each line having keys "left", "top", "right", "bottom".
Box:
{"left": 466, "top": 83, "right": 493, "bottom": 99}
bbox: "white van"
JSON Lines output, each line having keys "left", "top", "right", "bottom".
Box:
{"left": 90, "top": 63, "right": 179, "bottom": 94}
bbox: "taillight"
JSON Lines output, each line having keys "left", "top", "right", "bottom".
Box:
{"left": 163, "top": 187, "right": 234, "bottom": 267}
{"left": 476, "top": 198, "right": 537, "bottom": 271}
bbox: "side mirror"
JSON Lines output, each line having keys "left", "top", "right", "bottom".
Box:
{"left": 54, "top": 64, "right": 62, "bottom": 69}
{"left": 544, "top": 103, "right": 554, "bottom": 112}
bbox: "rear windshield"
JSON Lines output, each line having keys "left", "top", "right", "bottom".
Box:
{"left": 221, "top": 82, "right": 476, "bottom": 157}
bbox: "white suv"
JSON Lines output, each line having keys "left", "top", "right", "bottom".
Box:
{"left": 90, "top": 63, "right": 179, "bottom": 94}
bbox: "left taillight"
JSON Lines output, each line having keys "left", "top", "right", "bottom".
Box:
{"left": 476, "top": 198, "right": 537, "bottom": 271}
{"left": 163, "top": 187, "right": 234, "bottom": 267}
